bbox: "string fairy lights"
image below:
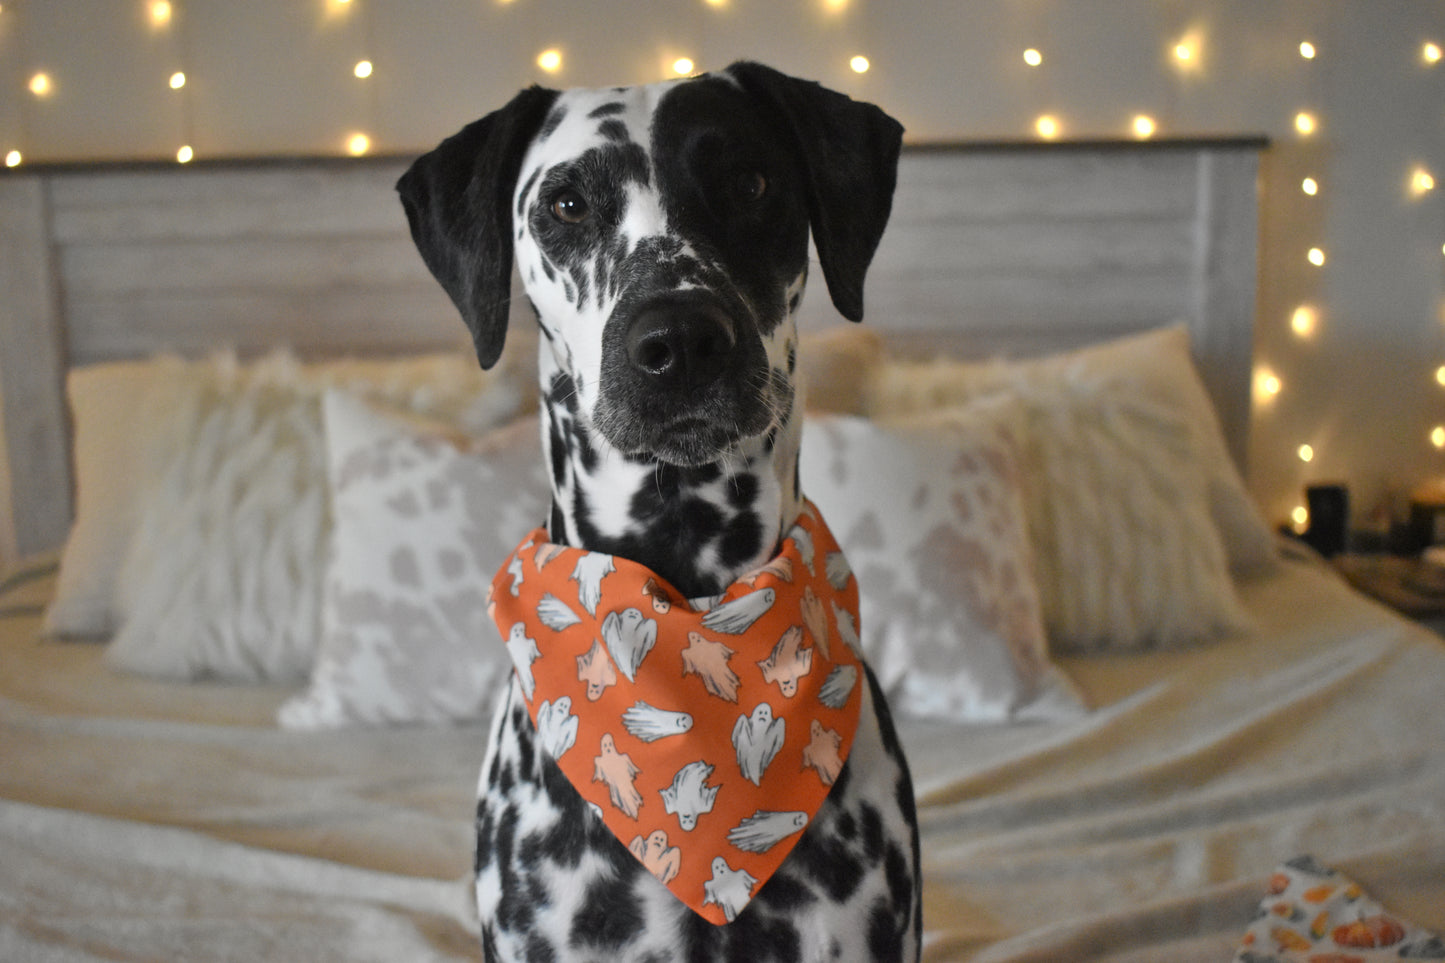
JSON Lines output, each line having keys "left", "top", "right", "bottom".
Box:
{"left": 0, "top": 4, "right": 1438, "bottom": 533}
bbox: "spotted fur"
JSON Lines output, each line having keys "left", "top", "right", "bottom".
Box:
{"left": 399, "top": 61, "right": 916, "bottom": 963}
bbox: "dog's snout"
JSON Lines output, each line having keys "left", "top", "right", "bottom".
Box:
{"left": 625, "top": 302, "right": 737, "bottom": 390}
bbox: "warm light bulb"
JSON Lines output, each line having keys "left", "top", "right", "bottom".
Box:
{"left": 1256, "top": 369, "right": 1282, "bottom": 399}
{"left": 1435, "top": 365, "right": 1445, "bottom": 387}
{"left": 1424, "top": 42, "right": 1442, "bottom": 65}
{"left": 1132, "top": 115, "right": 1156, "bottom": 139}
{"left": 1297, "top": 444, "right": 1314, "bottom": 463}
{"left": 1294, "top": 111, "right": 1316, "bottom": 136}
{"left": 169, "top": 71, "right": 186, "bottom": 90}
{"left": 1299, "top": 41, "right": 1316, "bottom": 59}
{"left": 1174, "top": 42, "right": 1194, "bottom": 62}
{"left": 849, "top": 55, "right": 870, "bottom": 74}
{"left": 176, "top": 145, "right": 193, "bottom": 164}
{"left": 1034, "top": 115, "right": 1060, "bottom": 140}
{"left": 1411, "top": 167, "right": 1436, "bottom": 196}
{"left": 822, "top": 0, "right": 848, "bottom": 11}
{"left": 347, "top": 133, "right": 370, "bottom": 156}
{"left": 1023, "top": 48, "right": 1043, "bottom": 67}
{"left": 1433, "top": 426, "right": 1445, "bottom": 449}
{"left": 150, "top": 1, "right": 172, "bottom": 27}
{"left": 1291, "top": 505, "right": 1309, "bottom": 531}
{"left": 537, "top": 49, "right": 563, "bottom": 73}
{"left": 4, "top": 150, "right": 21, "bottom": 168}
{"left": 672, "top": 58, "right": 696, "bottom": 76}
{"left": 28, "top": 72, "right": 52, "bottom": 97}
{"left": 354, "top": 60, "right": 373, "bottom": 79}
{"left": 1307, "top": 247, "right": 1326, "bottom": 267}
{"left": 1302, "top": 176, "right": 1318, "bottom": 195}
{"left": 1291, "top": 306, "right": 1316, "bottom": 337}
{"left": 704, "top": 0, "right": 727, "bottom": 6}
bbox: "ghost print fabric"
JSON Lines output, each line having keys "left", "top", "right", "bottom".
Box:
{"left": 488, "top": 500, "right": 864, "bottom": 925}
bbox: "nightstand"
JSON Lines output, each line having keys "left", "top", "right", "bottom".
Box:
{"left": 1333, "top": 553, "right": 1445, "bottom": 637}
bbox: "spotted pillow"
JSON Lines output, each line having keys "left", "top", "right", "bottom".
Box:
{"left": 799, "top": 403, "right": 1085, "bottom": 723}
{"left": 278, "top": 391, "right": 547, "bottom": 729}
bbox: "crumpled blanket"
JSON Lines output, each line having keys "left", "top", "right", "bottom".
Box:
{"left": 1234, "top": 855, "right": 1445, "bottom": 961}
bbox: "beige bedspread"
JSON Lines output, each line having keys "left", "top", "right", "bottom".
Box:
{"left": 3, "top": 551, "right": 1443, "bottom": 962}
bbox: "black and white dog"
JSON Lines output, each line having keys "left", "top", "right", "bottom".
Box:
{"left": 398, "top": 61, "right": 919, "bottom": 963}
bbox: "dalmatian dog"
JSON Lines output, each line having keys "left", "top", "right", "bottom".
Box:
{"left": 398, "top": 60, "right": 919, "bottom": 963}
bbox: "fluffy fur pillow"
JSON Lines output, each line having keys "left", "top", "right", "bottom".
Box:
{"left": 801, "top": 405, "right": 1085, "bottom": 721}
{"left": 101, "top": 351, "right": 531, "bottom": 680}
{"left": 865, "top": 326, "right": 1255, "bottom": 653}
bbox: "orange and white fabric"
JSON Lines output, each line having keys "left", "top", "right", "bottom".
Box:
{"left": 1233, "top": 855, "right": 1443, "bottom": 961}
{"left": 488, "top": 500, "right": 864, "bottom": 925}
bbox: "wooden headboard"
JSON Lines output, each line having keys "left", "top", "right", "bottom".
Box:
{"left": 0, "top": 139, "right": 1263, "bottom": 563}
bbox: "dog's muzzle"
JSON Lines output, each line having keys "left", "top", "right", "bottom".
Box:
{"left": 597, "top": 290, "right": 782, "bottom": 467}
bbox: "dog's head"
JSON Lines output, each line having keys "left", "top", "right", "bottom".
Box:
{"left": 399, "top": 62, "right": 902, "bottom": 466}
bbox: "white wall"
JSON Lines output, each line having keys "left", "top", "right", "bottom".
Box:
{"left": 1, "top": 0, "right": 1442, "bottom": 534}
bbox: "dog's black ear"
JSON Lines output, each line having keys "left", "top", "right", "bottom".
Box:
{"left": 727, "top": 61, "right": 903, "bottom": 323}
{"left": 397, "top": 85, "right": 559, "bottom": 369}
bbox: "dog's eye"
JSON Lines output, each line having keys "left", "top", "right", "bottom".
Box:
{"left": 550, "top": 190, "right": 591, "bottom": 224}
{"left": 734, "top": 171, "right": 767, "bottom": 204}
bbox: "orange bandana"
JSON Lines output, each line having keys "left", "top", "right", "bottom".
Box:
{"left": 488, "top": 501, "right": 863, "bottom": 925}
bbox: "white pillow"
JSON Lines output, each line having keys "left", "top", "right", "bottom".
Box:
{"left": 865, "top": 327, "right": 1253, "bottom": 653}
{"left": 47, "top": 348, "right": 532, "bottom": 648}
{"left": 278, "top": 393, "right": 547, "bottom": 729}
{"left": 101, "top": 351, "right": 532, "bottom": 681}
{"left": 800, "top": 406, "right": 1086, "bottom": 723}
{"left": 865, "top": 325, "right": 1277, "bottom": 575}
{"left": 43, "top": 361, "right": 159, "bottom": 637}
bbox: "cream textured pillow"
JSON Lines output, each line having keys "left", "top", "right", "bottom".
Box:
{"left": 278, "top": 392, "right": 547, "bottom": 729}
{"left": 800, "top": 407, "right": 1085, "bottom": 723}
{"left": 865, "top": 325, "right": 1277, "bottom": 574}
{"left": 865, "top": 328, "right": 1252, "bottom": 653}
{"left": 101, "top": 351, "right": 532, "bottom": 681}
{"left": 45, "top": 346, "right": 535, "bottom": 644}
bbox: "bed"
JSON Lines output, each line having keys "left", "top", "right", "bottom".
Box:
{"left": 3, "top": 139, "right": 1444, "bottom": 963}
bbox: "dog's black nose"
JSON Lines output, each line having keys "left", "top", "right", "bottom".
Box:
{"left": 625, "top": 300, "right": 737, "bottom": 390}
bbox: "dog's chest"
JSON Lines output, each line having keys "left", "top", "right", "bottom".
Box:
{"left": 474, "top": 667, "right": 919, "bottom": 963}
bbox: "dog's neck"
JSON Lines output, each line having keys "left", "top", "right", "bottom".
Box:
{"left": 537, "top": 347, "right": 803, "bottom": 600}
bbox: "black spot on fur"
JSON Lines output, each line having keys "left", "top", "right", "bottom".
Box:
{"left": 524, "top": 933, "right": 557, "bottom": 963}
{"left": 718, "top": 510, "right": 763, "bottom": 569}
{"left": 539, "top": 105, "right": 567, "bottom": 139}
{"left": 755, "top": 869, "right": 818, "bottom": 911}
{"left": 598, "top": 119, "right": 630, "bottom": 142}
{"left": 868, "top": 897, "right": 906, "bottom": 963}
{"left": 518, "top": 165, "right": 542, "bottom": 217}
{"left": 884, "top": 840, "right": 913, "bottom": 911}
{"left": 589, "top": 101, "right": 626, "bottom": 118}
{"left": 790, "top": 830, "right": 864, "bottom": 903}
{"left": 569, "top": 877, "right": 644, "bottom": 951}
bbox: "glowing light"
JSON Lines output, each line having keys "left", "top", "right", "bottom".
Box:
{"left": 704, "top": 0, "right": 727, "bottom": 6}
{"left": 1291, "top": 306, "right": 1316, "bottom": 337}
{"left": 1291, "top": 505, "right": 1309, "bottom": 531}
{"left": 1411, "top": 167, "right": 1436, "bottom": 196}
{"left": 536, "top": 49, "right": 563, "bottom": 73}
{"left": 4, "top": 150, "right": 21, "bottom": 168}
{"left": 29, "top": 72, "right": 52, "bottom": 97}
{"left": 849, "top": 56, "right": 870, "bottom": 74}
{"left": 1435, "top": 365, "right": 1445, "bottom": 387}
{"left": 1434, "top": 426, "right": 1445, "bottom": 449}
{"left": 354, "top": 60, "right": 373, "bottom": 79}
{"left": 346, "top": 133, "right": 370, "bottom": 156}
{"left": 672, "top": 58, "right": 695, "bottom": 76}
{"left": 1132, "top": 115, "right": 1156, "bottom": 139}
{"left": 1302, "top": 176, "right": 1318, "bottom": 195}
{"left": 1034, "top": 115, "right": 1060, "bottom": 140}
{"left": 1297, "top": 444, "right": 1314, "bottom": 463}
{"left": 1307, "top": 247, "right": 1326, "bottom": 267}
{"left": 176, "top": 145, "right": 193, "bottom": 164}
{"left": 1294, "top": 111, "right": 1316, "bottom": 136}
{"left": 1424, "top": 42, "right": 1442, "bottom": 64}
{"left": 822, "top": 0, "right": 848, "bottom": 11}
{"left": 1299, "top": 40, "right": 1316, "bottom": 59}
{"left": 169, "top": 71, "right": 186, "bottom": 90}
{"left": 1256, "top": 369, "right": 1282, "bottom": 399}
{"left": 149, "top": 1, "right": 172, "bottom": 27}
{"left": 1173, "top": 42, "right": 1194, "bottom": 63}
{"left": 1023, "top": 48, "right": 1043, "bottom": 67}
